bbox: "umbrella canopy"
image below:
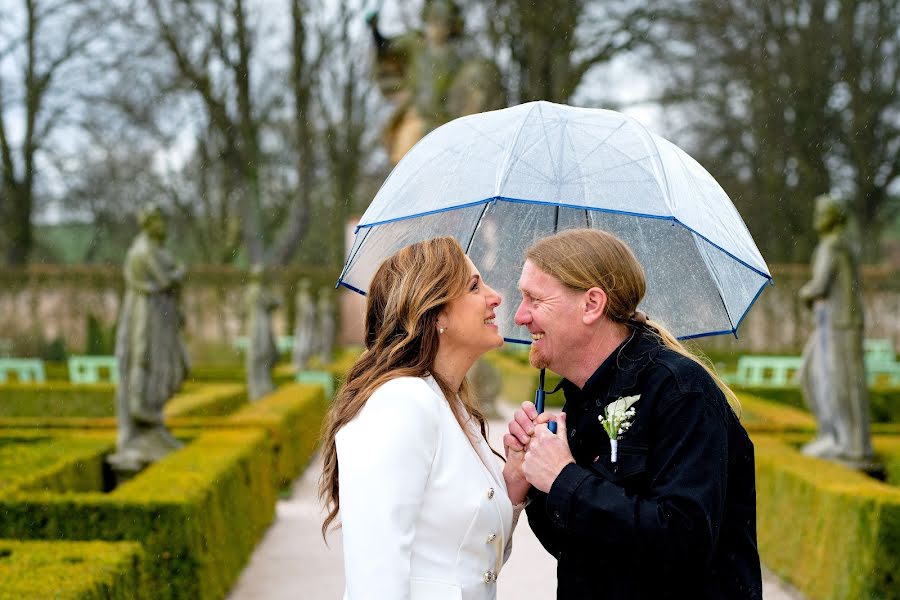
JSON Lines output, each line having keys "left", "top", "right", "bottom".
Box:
{"left": 339, "top": 101, "right": 772, "bottom": 343}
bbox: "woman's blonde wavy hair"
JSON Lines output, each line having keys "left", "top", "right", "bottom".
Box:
{"left": 318, "top": 236, "right": 494, "bottom": 538}
{"left": 526, "top": 228, "right": 740, "bottom": 413}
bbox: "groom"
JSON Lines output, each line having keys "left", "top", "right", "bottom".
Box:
{"left": 503, "top": 229, "right": 762, "bottom": 599}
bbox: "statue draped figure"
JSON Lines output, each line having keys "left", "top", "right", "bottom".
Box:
{"left": 799, "top": 194, "right": 874, "bottom": 465}
{"left": 245, "top": 265, "right": 280, "bottom": 401}
{"left": 367, "top": 0, "right": 506, "bottom": 163}
{"left": 292, "top": 279, "right": 316, "bottom": 371}
{"left": 109, "top": 204, "right": 189, "bottom": 476}
{"left": 317, "top": 288, "right": 336, "bottom": 365}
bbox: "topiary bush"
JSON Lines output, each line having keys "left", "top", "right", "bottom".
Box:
{"left": 0, "top": 539, "right": 146, "bottom": 600}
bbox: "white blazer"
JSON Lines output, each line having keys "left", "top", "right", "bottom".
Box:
{"left": 336, "top": 375, "right": 518, "bottom": 600}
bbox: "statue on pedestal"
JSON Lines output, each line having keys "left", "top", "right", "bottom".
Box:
{"left": 245, "top": 264, "right": 280, "bottom": 401}
{"left": 799, "top": 194, "right": 874, "bottom": 467}
{"left": 317, "top": 288, "right": 335, "bottom": 365}
{"left": 468, "top": 358, "right": 501, "bottom": 419}
{"left": 292, "top": 279, "right": 316, "bottom": 371}
{"left": 109, "top": 204, "right": 189, "bottom": 477}
{"left": 366, "top": 0, "right": 506, "bottom": 163}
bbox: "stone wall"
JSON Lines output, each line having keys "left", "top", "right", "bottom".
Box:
{"left": 0, "top": 264, "right": 896, "bottom": 357}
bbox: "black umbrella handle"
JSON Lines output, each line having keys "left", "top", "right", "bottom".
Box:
{"left": 534, "top": 368, "right": 557, "bottom": 434}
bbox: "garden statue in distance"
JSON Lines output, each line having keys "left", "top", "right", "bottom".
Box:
{"left": 366, "top": 0, "right": 505, "bottom": 163}
{"left": 108, "top": 204, "right": 189, "bottom": 478}
{"left": 317, "top": 288, "right": 335, "bottom": 365}
{"left": 245, "top": 264, "right": 280, "bottom": 401}
{"left": 292, "top": 278, "right": 316, "bottom": 371}
{"left": 799, "top": 194, "right": 876, "bottom": 470}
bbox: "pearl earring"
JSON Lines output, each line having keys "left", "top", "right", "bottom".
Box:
{"left": 439, "top": 327, "right": 446, "bottom": 334}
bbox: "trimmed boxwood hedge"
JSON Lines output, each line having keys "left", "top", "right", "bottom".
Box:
{"left": 0, "top": 383, "right": 247, "bottom": 427}
{"left": 0, "top": 539, "right": 145, "bottom": 600}
{"left": 0, "top": 429, "right": 275, "bottom": 600}
{"left": 734, "top": 384, "right": 900, "bottom": 423}
{"left": 737, "top": 392, "right": 817, "bottom": 433}
{"left": 227, "top": 382, "right": 328, "bottom": 488}
{"left": 0, "top": 383, "right": 116, "bottom": 417}
{"left": 0, "top": 433, "right": 114, "bottom": 496}
{"left": 755, "top": 434, "right": 900, "bottom": 600}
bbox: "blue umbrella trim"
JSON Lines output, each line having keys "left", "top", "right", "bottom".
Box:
{"left": 354, "top": 196, "right": 772, "bottom": 281}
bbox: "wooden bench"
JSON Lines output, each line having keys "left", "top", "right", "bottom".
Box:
{"left": 0, "top": 358, "right": 46, "bottom": 383}
{"left": 68, "top": 355, "right": 119, "bottom": 384}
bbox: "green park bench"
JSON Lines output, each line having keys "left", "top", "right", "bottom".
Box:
{"left": 728, "top": 355, "right": 804, "bottom": 387}
{"left": 863, "top": 339, "right": 900, "bottom": 386}
{"left": 296, "top": 370, "right": 334, "bottom": 398}
{"left": 233, "top": 336, "right": 295, "bottom": 354}
{"left": 68, "top": 355, "right": 119, "bottom": 384}
{"left": 726, "top": 339, "right": 899, "bottom": 388}
{"left": 0, "top": 358, "right": 47, "bottom": 383}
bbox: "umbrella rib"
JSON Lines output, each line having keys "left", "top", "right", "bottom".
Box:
{"left": 560, "top": 119, "right": 628, "bottom": 182}
{"left": 464, "top": 200, "right": 492, "bottom": 255}
{"left": 496, "top": 103, "right": 540, "bottom": 197}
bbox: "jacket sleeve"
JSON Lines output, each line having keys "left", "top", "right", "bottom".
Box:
{"left": 542, "top": 390, "right": 730, "bottom": 568}
{"left": 336, "top": 379, "right": 440, "bottom": 599}
{"left": 524, "top": 489, "right": 562, "bottom": 558}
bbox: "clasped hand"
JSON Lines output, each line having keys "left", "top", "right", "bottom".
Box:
{"left": 503, "top": 401, "right": 574, "bottom": 494}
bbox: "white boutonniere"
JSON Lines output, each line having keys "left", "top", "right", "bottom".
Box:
{"left": 598, "top": 394, "right": 640, "bottom": 463}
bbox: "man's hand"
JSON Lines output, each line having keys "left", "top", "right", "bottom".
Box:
{"left": 523, "top": 412, "right": 575, "bottom": 493}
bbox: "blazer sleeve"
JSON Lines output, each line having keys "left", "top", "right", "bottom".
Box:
{"left": 336, "top": 378, "right": 440, "bottom": 600}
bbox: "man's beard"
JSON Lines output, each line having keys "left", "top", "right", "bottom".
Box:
{"left": 529, "top": 344, "right": 550, "bottom": 370}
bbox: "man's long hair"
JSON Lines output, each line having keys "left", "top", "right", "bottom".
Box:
{"left": 526, "top": 228, "right": 740, "bottom": 412}
{"left": 318, "top": 236, "right": 491, "bottom": 538}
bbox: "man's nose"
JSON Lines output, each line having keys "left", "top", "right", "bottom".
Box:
{"left": 514, "top": 300, "right": 529, "bottom": 326}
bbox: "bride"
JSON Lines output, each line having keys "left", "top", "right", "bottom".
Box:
{"left": 319, "top": 237, "right": 528, "bottom": 600}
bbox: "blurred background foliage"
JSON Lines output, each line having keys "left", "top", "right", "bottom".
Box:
{"left": 0, "top": 0, "right": 898, "bottom": 269}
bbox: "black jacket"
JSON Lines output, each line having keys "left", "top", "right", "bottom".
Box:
{"left": 525, "top": 327, "right": 762, "bottom": 600}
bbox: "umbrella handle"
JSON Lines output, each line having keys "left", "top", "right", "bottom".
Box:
{"left": 534, "top": 369, "right": 557, "bottom": 434}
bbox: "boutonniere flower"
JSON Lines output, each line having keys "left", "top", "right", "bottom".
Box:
{"left": 598, "top": 394, "right": 640, "bottom": 463}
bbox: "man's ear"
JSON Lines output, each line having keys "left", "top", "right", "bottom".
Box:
{"left": 582, "top": 287, "right": 607, "bottom": 325}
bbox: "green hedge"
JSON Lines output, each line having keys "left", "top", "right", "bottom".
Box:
{"left": 0, "top": 433, "right": 114, "bottom": 496}
{"left": 0, "top": 383, "right": 246, "bottom": 425}
{"left": 483, "top": 350, "right": 564, "bottom": 407}
{"left": 188, "top": 363, "right": 295, "bottom": 385}
{"left": 227, "top": 382, "right": 328, "bottom": 488}
{"left": 734, "top": 385, "right": 900, "bottom": 423}
{"left": 163, "top": 383, "right": 246, "bottom": 418}
{"left": 0, "top": 429, "right": 275, "bottom": 600}
{"left": 0, "top": 383, "right": 115, "bottom": 417}
{"left": 0, "top": 539, "right": 145, "bottom": 600}
{"left": 755, "top": 434, "right": 900, "bottom": 600}
{"left": 737, "top": 393, "right": 817, "bottom": 434}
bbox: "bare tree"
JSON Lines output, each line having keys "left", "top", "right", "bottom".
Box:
{"left": 477, "top": 0, "right": 653, "bottom": 104}
{"left": 654, "top": 0, "right": 900, "bottom": 262}
{"left": 0, "top": 0, "right": 102, "bottom": 264}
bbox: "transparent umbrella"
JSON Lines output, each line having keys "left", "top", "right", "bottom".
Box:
{"left": 339, "top": 101, "right": 772, "bottom": 344}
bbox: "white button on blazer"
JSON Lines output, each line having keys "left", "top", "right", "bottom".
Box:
{"left": 337, "top": 376, "right": 517, "bottom": 600}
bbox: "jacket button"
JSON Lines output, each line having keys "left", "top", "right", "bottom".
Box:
{"left": 487, "top": 487, "right": 495, "bottom": 499}
{"left": 486, "top": 533, "right": 497, "bottom": 543}
{"left": 483, "top": 570, "right": 496, "bottom": 583}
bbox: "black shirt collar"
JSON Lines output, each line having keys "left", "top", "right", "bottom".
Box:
{"left": 560, "top": 326, "right": 662, "bottom": 407}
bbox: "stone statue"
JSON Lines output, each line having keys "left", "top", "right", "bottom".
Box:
{"left": 108, "top": 204, "right": 189, "bottom": 477}
{"left": 798, "top": 194, "right": 874, "bottom": 466}
{"left": 468, "top": 358, "right": 502, "bottom": 419}
{"left": 366, "top": 0, "right": 506, "bottom": 163}
{"left": 292, "top": 279, "right": 316, "bottom": 371}
{"left": 245, "top": 264, "right": 280, "bottom": 401}
{"left": 317, "top": 288, "right": 336, "bottom": 365}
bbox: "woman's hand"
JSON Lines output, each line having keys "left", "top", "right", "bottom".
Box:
{"left": 503, "top": 401, "right": 539, "bottom": 503}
